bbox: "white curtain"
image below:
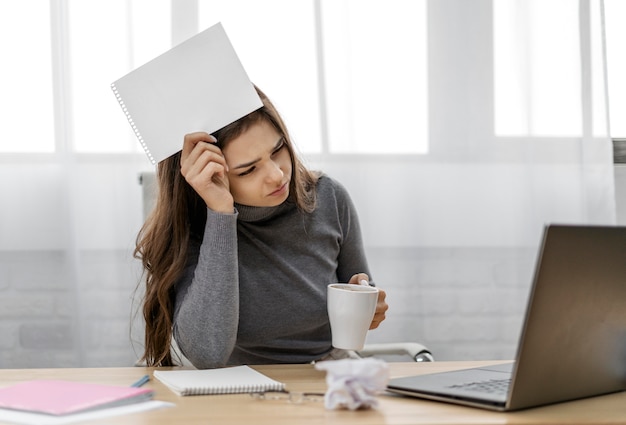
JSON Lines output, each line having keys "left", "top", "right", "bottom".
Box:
{"left": 0, "top": 0, "right": 615, "bottom": 367}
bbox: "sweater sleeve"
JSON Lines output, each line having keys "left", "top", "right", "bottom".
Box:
{"left": 172, "top": 208, "right": 240, "bottom": 369}
{"left": 330, "top": 179, "right": 374, "bottom": 285}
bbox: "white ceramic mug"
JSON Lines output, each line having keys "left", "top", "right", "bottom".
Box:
{"left": 327, "top": 283, "right": 379, "bottom": 350}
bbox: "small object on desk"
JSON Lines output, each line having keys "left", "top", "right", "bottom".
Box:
{"left": 131, "top": 375, "right": 150, "bottom": 388}
{"left": 315, "top": 358, "right": 390, "bottom": 410}
{"left": 153, "top": 365, "right": 285, "bottom": 396}
{"left": 0, "top": 380, "right": 153, "bottom": 416}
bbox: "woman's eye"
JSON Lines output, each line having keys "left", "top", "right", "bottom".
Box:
{"left": 238, "top": 166, "right": 255, "bottom": 177}
{"left": 271, "top": 139, "right": 286, "bottom": 156}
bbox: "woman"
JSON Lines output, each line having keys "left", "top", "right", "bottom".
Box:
{"left": 135, "top": 86, "right": 388, "bottom": 368}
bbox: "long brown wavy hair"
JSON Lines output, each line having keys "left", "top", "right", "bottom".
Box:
{"left": 134, "top": 86, "right": 320, "bottom": 366}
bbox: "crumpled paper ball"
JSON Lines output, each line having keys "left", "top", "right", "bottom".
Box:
{"left": 314, "top": 357, "right": 390, "bottom": 410}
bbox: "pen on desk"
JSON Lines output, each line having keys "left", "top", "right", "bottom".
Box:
{"left": 131, "top": 374, "right": 150, "bottom": 388}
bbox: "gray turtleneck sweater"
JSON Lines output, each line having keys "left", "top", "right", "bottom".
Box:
{"left": 172, "top": 175, "right": 372, "bottom": 369}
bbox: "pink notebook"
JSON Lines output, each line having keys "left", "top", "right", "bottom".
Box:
{"left": 0, "top": 380, "right": 153, "bottom": 416}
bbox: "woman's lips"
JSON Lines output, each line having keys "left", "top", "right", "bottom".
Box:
{"left": 269, "top": 182, "right": 288, "bottom": 197}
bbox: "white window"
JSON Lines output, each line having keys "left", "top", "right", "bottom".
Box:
{"left": 319, "top": 0, "right": 429, "bottom": 154}
{"left": 0, "top": 2, "right": 55, "bottom": 153}
{"left": 69, "top": 0, "right": 170, "bottom": 153}
{"left": 604, "top": 0, "right": 626, "bottom": 138}
{"left": 493, "top": 0, "right": 582, "bottom": 137}
{"left": 1, "top": 1, "right": 621, "bottom": 155}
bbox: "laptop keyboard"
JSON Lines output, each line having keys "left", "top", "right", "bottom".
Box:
{"left": 448, "top": 378, "right": 511, "bottom": 395}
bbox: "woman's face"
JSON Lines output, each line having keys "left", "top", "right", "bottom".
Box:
{"left": 222, "top": 119, "right": 293, "bottom": 207}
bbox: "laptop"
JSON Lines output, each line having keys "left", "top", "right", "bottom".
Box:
{"left": 387, "top": 224, "right": 626, "bottom": 411}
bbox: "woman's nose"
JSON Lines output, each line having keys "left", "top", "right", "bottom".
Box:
{"left": 266, "top": 161, "right": 284, "bottom": 183}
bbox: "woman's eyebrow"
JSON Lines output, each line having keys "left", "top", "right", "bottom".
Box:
{"left": 232, "top": 137, "right": 284, "bottom": 170}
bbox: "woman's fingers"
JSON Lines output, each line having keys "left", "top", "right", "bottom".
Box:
{"left": 181, "top": 133, "right": 225, "bottom": 177}
{"left": 370, "top": 288, "right": 388, "bottom": 330}
{"left": 347, "top": 273, "right": 369, "bottom": 286}
{"left": 180, "top": 132, "right": 233, "bottom": 212}
{"left": 184, "top": 147, "right": 223, "bottom": 180}
{"left": 346, "top": 273, "right": 388, "bottom": 330}
{"left": 181, "top": 132, "right": 216, "bottom": 158}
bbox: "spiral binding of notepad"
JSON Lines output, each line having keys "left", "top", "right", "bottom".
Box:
{"left": 184, "top": 383, "right": 284, "bottom": 396}
{"left": 153, "top": 366, "right": 286, "bottom": 396}
{"left": 110, "top": 83, "right": 156, "bottom": 164}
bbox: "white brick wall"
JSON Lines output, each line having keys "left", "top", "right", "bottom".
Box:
{"left": 364, "top": 246, "right": 534, "bottom": 361}
{"left": 0, "top": 250, "right": 144, "bottom": 368}
{"left": 1, "top": 245, "right": 535, "bottom": 367}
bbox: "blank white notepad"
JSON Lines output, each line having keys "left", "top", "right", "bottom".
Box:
{"left": 153, "top": 366, "right": 285, "bottom": 396}
{"left": 111, "top": 22, "right": 262, "bottom": 164}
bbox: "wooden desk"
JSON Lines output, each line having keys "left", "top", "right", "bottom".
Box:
{"left": 0, "top": 361, "right": 624, "bottom": 424}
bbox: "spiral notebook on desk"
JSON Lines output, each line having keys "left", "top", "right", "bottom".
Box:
{"left": 153, "top": 366, "right": 285, "bottom": 396}
{"left": 111, "top": 22, "right": 262, "bottom": 164}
